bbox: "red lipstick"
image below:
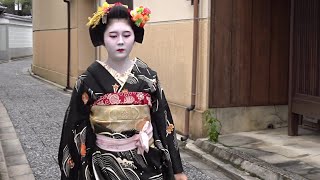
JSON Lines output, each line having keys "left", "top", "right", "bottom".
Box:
{"left": 117, "top": 49, "right": 124, "bottom": 52}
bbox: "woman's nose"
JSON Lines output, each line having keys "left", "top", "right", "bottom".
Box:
{"left": 118, "top": 36, "right": 124, "bottom": 45}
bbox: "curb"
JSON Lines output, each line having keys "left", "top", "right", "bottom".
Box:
{"left": 191, "top": 138, "right": 307, "bottom": 180}
{"left": 176, "top": 134, "right": 258, "bottom": 180}
{"left": 0, "top": 101, "right": 35, "bottom": 180}
{"left": 184, "top": 142, "right": 259, "bottom": 180}
{"left": 28, "top": 68, "right": 73, "bottom": 93}
{"left": 0, "top": 56, "right": 33, "bottom": 65}
{"left": 0, "top": 141, "right": 9, "bottom": 179}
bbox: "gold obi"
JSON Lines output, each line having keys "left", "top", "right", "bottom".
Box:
{"left": 90, "top": 104, "right": 151, "bottom": 133}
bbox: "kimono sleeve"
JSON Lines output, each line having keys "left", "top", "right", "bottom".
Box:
{"left": 151, "top": 75, "right": 184, "bottom": 174}
{"left": 58, "top": 76, "right": 91, "bottom": 180}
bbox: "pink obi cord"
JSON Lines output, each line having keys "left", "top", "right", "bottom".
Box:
{"left": 96, "top": 121, "right": 153, "bottom": 155}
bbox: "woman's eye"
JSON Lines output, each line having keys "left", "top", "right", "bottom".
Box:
{"left": 123, "top": 34, "right": 131, "bottom": 38}
{"left": 109, "top": 35, "right": 117, "bottom": 38}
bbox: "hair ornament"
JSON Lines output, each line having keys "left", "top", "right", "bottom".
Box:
{"left": 130, "top": 6, "right": 151, "bottom": 28}
{"left": 86, "top": 2, "right": 151, "bottom": 28}
{"left": 87, "top": 2, "right": 127, "bottom": 28}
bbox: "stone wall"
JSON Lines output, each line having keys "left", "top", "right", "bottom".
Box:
{"left": 0, "top": 13, "right": 32, "bottom": 62}
{"left": 211, "top": 105, "right": 288, "bottom": 134}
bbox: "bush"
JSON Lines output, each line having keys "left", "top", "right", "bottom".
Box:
{"left": 204, "top": 110, "right": 221, "bottom": 142}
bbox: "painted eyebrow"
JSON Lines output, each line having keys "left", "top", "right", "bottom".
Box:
{"left": 109, "top": 31, "right": 132, "bottom": 34}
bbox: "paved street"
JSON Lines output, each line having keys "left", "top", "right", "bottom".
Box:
{"left": 0, "top": 58, "right": 230, "bottom": 180}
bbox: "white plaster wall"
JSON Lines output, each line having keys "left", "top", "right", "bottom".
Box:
{"left": 1, "top": 14, "right": 33, "bottom": 59}
{"left": 8, "top": 25, "right": 32, "bottom": 48}
{"left": 0, "top": 25, "right": 7, "bottom": 51}
{"left": 0, "top": 18, "right": 9, "bottom": 24}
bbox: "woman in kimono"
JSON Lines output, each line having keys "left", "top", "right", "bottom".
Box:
{"left": 58, "top": 2, "right": 187, "bottom": 180}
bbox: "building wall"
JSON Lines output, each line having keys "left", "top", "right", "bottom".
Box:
{"left": 32, "top": 0, "right": 95, "bottom": 87}
{"left": 8, "top": 19, "right": 32, "bottom": 59}
{"left": 0, "top": 18, "right": 9, "bottom": 61}
{"left": 8, "top": 20, "right": 32, "bottom": 48}
{"left": 0, "top": 14, "right": 32, "bottom": 61}
{"left": 133, "top": 0, "right": 209, "bottom": 21}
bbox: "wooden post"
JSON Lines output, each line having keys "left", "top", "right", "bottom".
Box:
{"left": 288, "top": 0, "right": 298, "bottom": 136}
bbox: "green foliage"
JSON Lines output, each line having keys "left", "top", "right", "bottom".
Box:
{"left": 0, "top": 0, "right": 31, "bottom": 15}
{"left": 204, "top": 110, "right": 221, "bottom": 142}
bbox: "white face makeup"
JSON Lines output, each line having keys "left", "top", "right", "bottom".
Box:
{"left": 103, "top": 19, "right": 135, "bottom": 62}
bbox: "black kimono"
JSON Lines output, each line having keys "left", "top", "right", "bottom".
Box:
{"left": 58, "top": 58, "right": 183, "bottom": 180}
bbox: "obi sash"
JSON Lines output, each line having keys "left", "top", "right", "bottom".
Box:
{"left": 90, "top": 104, "right": 153, "bottom": 154}
{"left": 96, "top": 121, "right": 153, "bottom": 154}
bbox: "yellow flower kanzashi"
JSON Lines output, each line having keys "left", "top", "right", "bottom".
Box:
{"left": 87, "top": 2, "right": 111, "bottom": 28}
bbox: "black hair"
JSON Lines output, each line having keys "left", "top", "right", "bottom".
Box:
{"left": 89, "top": 5, "right": 144, "bottom": 47}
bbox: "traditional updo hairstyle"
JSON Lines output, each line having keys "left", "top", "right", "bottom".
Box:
{"left": 89, "top": 5, "right": 144, "bottom": 47}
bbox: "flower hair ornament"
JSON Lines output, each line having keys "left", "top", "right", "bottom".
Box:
{"left": 87, "top": 2, "right": 150, "bottom": 46}
{"left": 130, "top": 6, "right": 151, "bottom": 28}
{"left": 86, "top": 2, "right": 151, "bottom": 28}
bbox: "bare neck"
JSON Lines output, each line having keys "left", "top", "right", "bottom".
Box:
{"left": 104, "top": 58, "right": 134, "bottom": 74}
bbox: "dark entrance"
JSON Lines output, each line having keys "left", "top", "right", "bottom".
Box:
{"left": 288, "top": 0, "right": 320, "bottom": 135}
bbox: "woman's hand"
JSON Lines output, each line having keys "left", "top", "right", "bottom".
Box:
{"left": 174, "top": 173, "right": 188, "bottom": 180}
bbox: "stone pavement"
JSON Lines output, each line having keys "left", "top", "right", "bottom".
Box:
{"left": 0, "top": 102, "right": 34, "bottom": 180}
{"left": 188, "top": 128, "right": 320, "bottom": 180}
{"left": 0, "top": 58, "right": 232, "bottom": 179}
